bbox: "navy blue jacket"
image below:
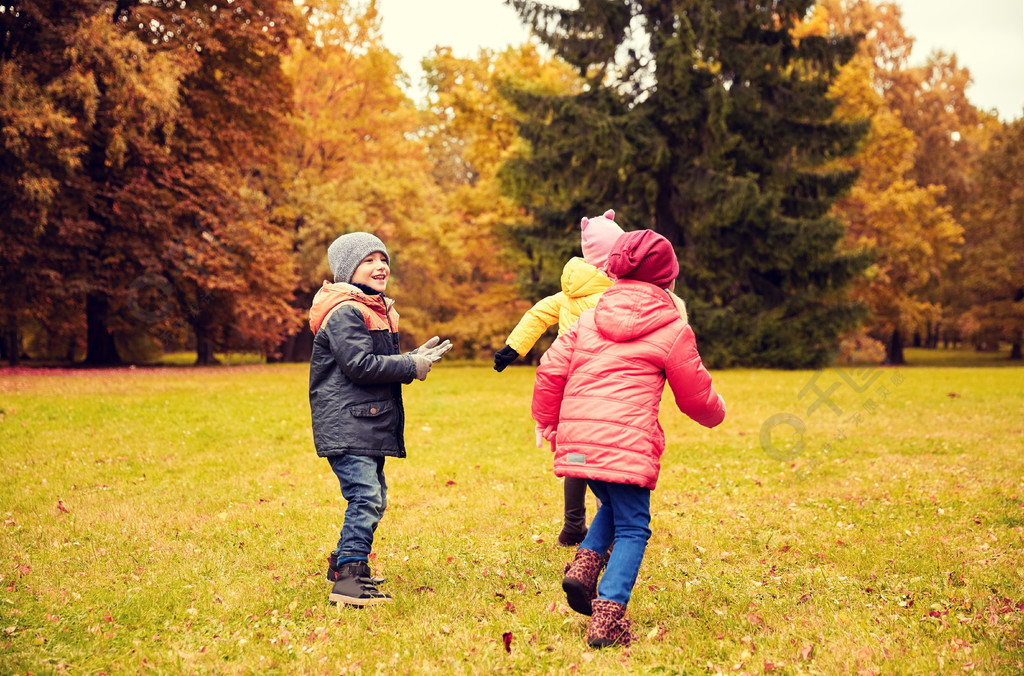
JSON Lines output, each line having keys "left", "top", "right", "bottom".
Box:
{"left": 308, "top": 282, "right": 417, "bottom": 458}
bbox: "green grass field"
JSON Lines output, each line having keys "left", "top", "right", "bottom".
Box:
{"left": 1, "top": 356, "right": 1022, "bottom": 674}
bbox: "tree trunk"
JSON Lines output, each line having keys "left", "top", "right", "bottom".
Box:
{"left": 194, "top": 324, "right": 219, "bottom": 366}
{"left": 271, "top": 329, "right": 313, "bottom": 363}
{"left": 2, "top": 325, "right": 20, "bottom": 366}
{"left": 1011, "top": 340, "right": 1022, "bottom": 360}
{"left": 84, "top": 293, "right": 121, "bottom": 366}
{"left": 886, "top": 328, "right": 905, "bottom": 365}
{"left": 195, "top": 340, "right": 216, "bottom": 366}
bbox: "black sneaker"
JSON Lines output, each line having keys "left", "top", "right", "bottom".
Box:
{"left": 329, "top": 561, "right": 392, "bottom": 607}
{"left": 327, "top": 556, "right": 385, "bottom": 585}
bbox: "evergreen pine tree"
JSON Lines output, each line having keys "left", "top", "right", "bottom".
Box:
{"left": 503, "top": 0, "right": 869, "bottom": 367}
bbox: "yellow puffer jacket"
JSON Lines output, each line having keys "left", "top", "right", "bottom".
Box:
{"left": 505, "top": 258, "right": 613, "bottom": 355}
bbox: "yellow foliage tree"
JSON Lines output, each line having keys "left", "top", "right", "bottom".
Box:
{"left": 799, "top": 1, "right": 963, "bottom": 364}
{"left": 279, "top": 1, "right": 568, "bottom": 357}
{"left": 421, "top": 44, "right": 582, "bottom": 358}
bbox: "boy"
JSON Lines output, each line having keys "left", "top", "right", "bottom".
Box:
{"left": 308, "top": 231, "right": 451, "bottom": 606}
{"left": 532, "top": 229, "right": 726, "bottom": 646}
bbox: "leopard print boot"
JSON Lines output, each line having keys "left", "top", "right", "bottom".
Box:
{"left": 562, "top": 548, "right": 603, "bottom": 615}
{"left": 587, "top": 598, "right": 635, "bottom": 648}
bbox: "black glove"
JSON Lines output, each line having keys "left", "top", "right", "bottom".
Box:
{"left": 493, "top": 346, "right": 520, "bottom": 372}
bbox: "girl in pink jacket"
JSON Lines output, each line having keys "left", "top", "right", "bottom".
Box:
{"left": 531, "top": 229, "right": 726, "bottom": 648}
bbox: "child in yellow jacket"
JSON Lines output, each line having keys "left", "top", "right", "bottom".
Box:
{"left": 494, "top": 210, "right": 623, "bottom": 368}
{"left": 493, "top": 209, "right": 624, "bottom": 546}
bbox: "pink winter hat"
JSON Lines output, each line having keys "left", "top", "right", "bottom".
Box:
{"left": 606, "top": 229, "right": 679, "bottom": 288}
{"left": 580, "top": 209, "right": 624, "bottom": 271}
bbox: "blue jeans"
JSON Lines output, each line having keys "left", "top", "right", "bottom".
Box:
{"left": 328, "top": 454, "right": 387, "bottom": 564}
{"left": 579, "top": 480, "right": 652, "bottom": 606}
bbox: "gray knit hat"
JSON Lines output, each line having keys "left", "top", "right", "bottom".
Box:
{"left": 327, "top": 232, "right": 389, "bottom": 283}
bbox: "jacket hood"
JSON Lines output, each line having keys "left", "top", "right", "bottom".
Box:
{"left": 309, "top": 281, "right": 391, "bottom": 334}
{"left": 594, "top": 279, "right": 684, "bottom": 342}
{"left": 560, "top": 257, "right": 612, "bottom": 298}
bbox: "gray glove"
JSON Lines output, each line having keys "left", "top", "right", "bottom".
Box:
{"left": 412, "top": 354, "right": 433, "bottom": 381}
{"left": 410, "top": 337, "right": 452, "bottom": 381}
{"left": 418, "top": 337, "right": 452, "bottom": 363}
{"left": 413, "top": 336, "right": 440, "bottom": 354}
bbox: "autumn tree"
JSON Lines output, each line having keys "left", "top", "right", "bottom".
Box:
{"left": 0, "top": 1, "right": 304, "bottom": 365}
{"left": 803, "top": 0, "right": 964, "bottom": 364}
{"left": 955, "top": 118, "right": 1024, "bottom": 357}
{"left": 1, "top": 4, "right": 188, "bottom": 364}
{"left": 0, "top": 5, "right": 97, "bottom": 364}
{"left": 502, "top": 0, "right": 869, "bottom": 368}
{"left": 421, "top": 44, "right": 581, "bottom": 356}
{"left": 885, "top": 59, "right": 981, "bottom": 212}
{"left": 278, "top": 0, "right": 473, "bottom": 357}
{"left": 118, "top": 0, "right": 305, "bottom": 364}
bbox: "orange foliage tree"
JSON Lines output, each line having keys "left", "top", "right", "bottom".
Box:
{"left": 276, "top": 0, "right": 461, "bottom": 357}
{"left": 800, "top": 1, "right": 964, "bottom": 364}
{"left": 955, "top": 119, "right": 1024, "bottom": 357}
{"left": 1, "top": 1, "right": 304, "bottom": 365}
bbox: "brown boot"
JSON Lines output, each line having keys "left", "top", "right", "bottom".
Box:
{"left": 562, "top": 548, "right": 603, "bottom": 615}
{"left": 587, "top": 599, "right": 636, "bottom": 648}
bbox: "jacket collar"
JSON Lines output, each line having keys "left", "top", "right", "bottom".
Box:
{"left": 308, "top": 281, "right": 394, "bottom": 334}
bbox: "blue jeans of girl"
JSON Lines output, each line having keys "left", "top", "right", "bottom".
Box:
{"left": 578, "top": 480, "right": 652, "bottom": 606}
{"left": 328, "top": 454, "right": 387, "bottom": 565}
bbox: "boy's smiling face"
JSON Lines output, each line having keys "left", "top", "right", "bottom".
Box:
{"left": 351, "top": 251, "right": 390, "bottom": 293}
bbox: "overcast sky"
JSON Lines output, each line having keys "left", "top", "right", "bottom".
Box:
{"left": 376, "top": 0, "right": 1024, "bottom": 121}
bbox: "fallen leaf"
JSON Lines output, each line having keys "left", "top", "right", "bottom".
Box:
{"left": 57, "top": 499, "right": 69, "bottom": 514}
{"left": 502, "top": 631, "right": 513, "bottom": 654}
{"left": 646, "top": 625, "right": 665, "bottom": 640}
{"left": 799, "top": 644, "right": 815, "bottom": 661}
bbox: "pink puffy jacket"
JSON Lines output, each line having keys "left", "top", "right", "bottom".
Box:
{"left": 531, "top": 279, "right": 725, "bottom": 490}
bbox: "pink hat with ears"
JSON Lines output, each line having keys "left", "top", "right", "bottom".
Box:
{"left": 580, "top": 209, "right": 624, "bottom": 272}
